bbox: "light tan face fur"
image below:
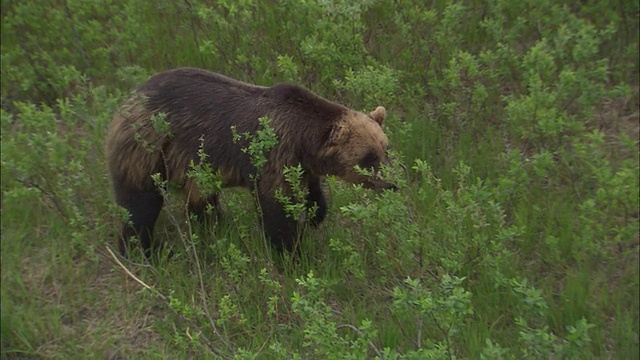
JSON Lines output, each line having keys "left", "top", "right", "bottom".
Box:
{"left": 322, "top": 106, "right": 395, "bottom": 191}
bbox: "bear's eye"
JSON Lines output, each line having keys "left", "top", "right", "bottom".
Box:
{"left": 358, "top": 150, "right": 379, "bottom": 171}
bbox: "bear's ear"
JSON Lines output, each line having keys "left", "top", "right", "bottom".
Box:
{"left": 369, "top": 106, "right": 386, "bottom": 125}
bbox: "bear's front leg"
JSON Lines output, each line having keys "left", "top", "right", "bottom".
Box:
{"left": 306, "top": 176, "right": 328, "bottom": 227}
{"left": 257, "top": 192, "right": 300, "bottom": 253}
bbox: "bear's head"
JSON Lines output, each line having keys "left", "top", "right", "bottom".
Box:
{"left": 320, "top": 106, "right": 397, "bottom": 192}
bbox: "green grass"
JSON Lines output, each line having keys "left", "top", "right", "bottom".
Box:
{"left": 2, "top": 0, "right": 639, "bottom": 358}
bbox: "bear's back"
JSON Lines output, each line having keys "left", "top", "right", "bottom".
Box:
{"left": 135, "top": 68, "right": 267, "bottom": 127}
{"left": 140, "top": 68, "right": 265, "bottom": 92}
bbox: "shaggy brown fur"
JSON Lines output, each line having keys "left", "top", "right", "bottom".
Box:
{"left": 106, "top": 68, "right": 394, "bottom": 256}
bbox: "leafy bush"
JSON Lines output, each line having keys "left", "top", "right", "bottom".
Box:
{"left": 1, "top": 0, "right": 637, "bottom": 358}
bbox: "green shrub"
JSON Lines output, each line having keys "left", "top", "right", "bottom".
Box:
{"left": 1, "top": 0, "right": 637, "bottom": 358}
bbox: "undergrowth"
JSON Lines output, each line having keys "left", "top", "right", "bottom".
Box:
{"left": 1, "top": 0, "right": 638, "bottom": 358}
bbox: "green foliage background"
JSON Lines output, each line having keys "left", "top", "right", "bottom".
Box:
{"left": 1, "top": 0, "right": 638, "bottom": 358}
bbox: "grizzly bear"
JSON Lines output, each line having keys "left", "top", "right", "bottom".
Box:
{"left": 106, "top": 67, "right": 395, "bottom": 256}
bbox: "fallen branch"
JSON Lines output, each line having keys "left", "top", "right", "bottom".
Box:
{"left": 106, "top": 246, "right": 231, "bottom": 359}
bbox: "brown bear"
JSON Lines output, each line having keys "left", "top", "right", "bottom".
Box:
{"left": 106, "top": 67, "right": 395, "bottom": 256}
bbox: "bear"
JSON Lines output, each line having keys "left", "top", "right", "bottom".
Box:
{"left": 106, "top": 67, "right": 395, "bottom": 257}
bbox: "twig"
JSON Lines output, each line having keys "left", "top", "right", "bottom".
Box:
{"left": 251, "top": 330, "right": 274, "bottom": 360}
{"left": 106, "top": 246, "right": 230, "bottom": 359}
{"left": 11, "top": 170, "right": 69, "bottom": 222}
{"left": 106, "top": 246, "right": 155, "bottom": 292}
{"left": 162, "top": 182, "right": 233, "bottom": 352}
{"left": 181, "top": 194, "right": 233, "bottom": 352}
{"left": 336, "top": 324, "right": 383, "bottom": 359}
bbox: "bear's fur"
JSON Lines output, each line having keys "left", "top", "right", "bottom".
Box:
{"left": 106, "top": 68, "right": 394, "bottom": 256}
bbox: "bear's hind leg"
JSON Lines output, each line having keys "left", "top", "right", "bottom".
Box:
{"left": 184, "top": 179, "right": 224, "bottom": 227}
{"left": 115, "top": 181, "right": 164, "bottom": 257}
{"left": 188, "top": 194, "right": 223, "bottom": 227}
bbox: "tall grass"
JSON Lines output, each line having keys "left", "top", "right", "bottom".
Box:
{"left": 2, "top": 0, "right": 638, "bottom": 358}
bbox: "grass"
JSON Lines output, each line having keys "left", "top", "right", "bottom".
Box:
{"left": 2, "top": 0, "right": 639, "bottom": 358}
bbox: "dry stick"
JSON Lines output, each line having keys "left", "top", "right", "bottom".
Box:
{"left": 107, "top": 246, "right": 154, "bottom": 292}
{"left": 106, "top": 246, "right": 229, "bottom": 359}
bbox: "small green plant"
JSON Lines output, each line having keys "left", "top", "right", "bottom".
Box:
{"left": 258, "top": 267, "right": 283, "bottom": 319}
{"left": 334, "top": 64, "right": 399, "bottom": 108}
{"left": 274, "top": 164, "right": 309, "bottom": 221}
{"left": 328, "top": 238, "right": 365, "bottom": 280}
{"left": 1, "top": 0, "right": 637, "bottom": 358}
{"left": 276, "top": 54, "right": 299, "bottom": 81}
{"left": 501, "top": 278, "right": 597, "bottom": 359}
{"left": 231, "top": 116, "right": 279, "bottom": 172}
{"left": 148, "top": 112, "right": 170, "bottom": 135}
{"left": 291, "top": 270, "right": 381, "bottom": 359}
{"left": 392, "top": 275, "right": 473, "bottom": 358}
{"left": 187, "top": 135, "right": 224, "bottom": 199}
